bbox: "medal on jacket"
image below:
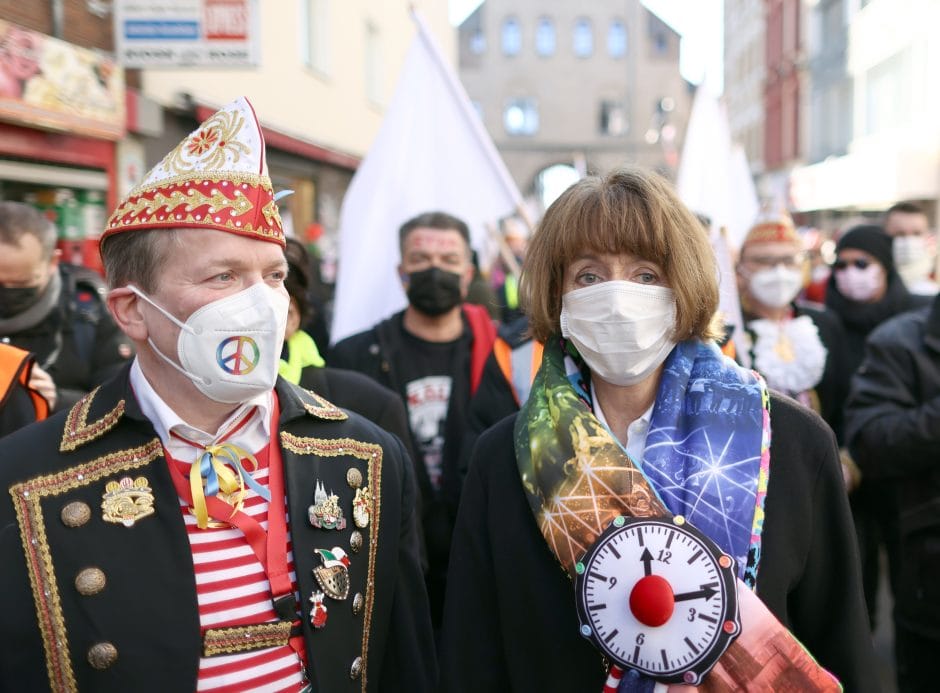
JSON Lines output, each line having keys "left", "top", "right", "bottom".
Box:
{"left": 575, "top": 515, "right": 739, "bottom": 685}
{"left": 309, "top": 591, "right": 329, "bottom": 628}
{"left": 308, "top": 481, "right": 347, "bottom": 530}
{"left": 313, "top": 547, "right": 350, "bottom": 600}
{"left": 101, "top": 476, "right": 156, "bottom": 527}
{"left": 352, "top": 486, "right": 371, "bottom": 528}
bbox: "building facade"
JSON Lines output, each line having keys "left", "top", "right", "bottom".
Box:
{"left": 724, "top": 0, "right": 766, "bottom": 176}
{"left": 788, "top": 0, "right": 940, "bottom": 222}
{"left": 0, "top": 0, "right": 456, "bottom": 270}
{"left": 457, "top": 0, "right": 691, "bottom": 208}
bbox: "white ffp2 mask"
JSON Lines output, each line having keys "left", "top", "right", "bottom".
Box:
{"left": 131, "top": 283, "right": 289, "bottom": 404}
{"left": 559, "top": 281, "right": 677, "bottom": 387}
{"left": 748, "top": 265, "right": 804, "bottom": 309}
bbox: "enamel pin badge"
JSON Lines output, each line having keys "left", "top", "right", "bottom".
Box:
{"left": 352, "top": 487, "right": 371, "bottom": 529}
{"left": 313, "top": 546, "right": 351, "bottom": 600}
{"left": 101, "top": 476, "right": 156, "bottom": 527}
{"left": 308, "top": 481, "right": 347, "bottom": 530}
{"left": 309, "top": 591, "right": 328, "bottom": 629}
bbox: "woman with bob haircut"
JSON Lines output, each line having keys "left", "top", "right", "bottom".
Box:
{"left": 439, "top": 168, "right": 875, "bottom": 692}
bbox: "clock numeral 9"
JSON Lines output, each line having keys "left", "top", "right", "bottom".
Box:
{"left": 608, "top": 576, "right": 618, "bottom": 589}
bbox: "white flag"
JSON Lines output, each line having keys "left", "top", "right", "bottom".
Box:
{"left": 676, "top": 81, "right": 758, "bottom": 362}
{"left": 330, "top": 11, "right": 524, "bottom": 344}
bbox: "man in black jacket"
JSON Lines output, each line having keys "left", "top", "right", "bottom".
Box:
{"left": 330, "top": 211, "right": 496, "bottom": 629}
{"left": 0, "top": 97, "right": 435, "bottom": 692}
{"left": 0, "top": 202, "right": 133, "bottom": 415}
{"left": 845, "top": 292, "right": 940, "bottom": 692}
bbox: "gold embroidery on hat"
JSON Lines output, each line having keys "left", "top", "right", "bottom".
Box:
{"left": 279, "top": 433, "right": 381, "bottom": 693}
{"left": 120, "top": 187, "right": 253, "bottom": 224}
{"left": 60, "top": 387, "right": 125, "bottom": 452}
{"left": 164, "top": 107, "right": 250, "bottom": 174}
{"left": 9, "top": 440, "right": 162, "bottom": 692}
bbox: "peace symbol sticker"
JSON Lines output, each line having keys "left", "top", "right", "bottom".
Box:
{"left": 216, "top": 336, "right": 261, "bottom": 376}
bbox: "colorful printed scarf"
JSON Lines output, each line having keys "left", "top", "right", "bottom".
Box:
{"left": 515, "top": 337, "right": 842, "bottom": 692}
{"left": 514, "top": 337, "right": 770, "bottom": 586}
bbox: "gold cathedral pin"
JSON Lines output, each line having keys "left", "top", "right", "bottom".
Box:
{"left": 101, "top": 476, "right": 156, "bottom": 527}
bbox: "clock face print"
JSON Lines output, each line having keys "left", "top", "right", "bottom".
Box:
{"left": 575, "top": 515, "right": 739, "bottom": 685}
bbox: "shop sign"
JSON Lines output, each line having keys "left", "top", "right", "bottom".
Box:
{"left": 0, "top": 21, "right": 125, "bottom": 139}
{"left": 114, "top": 0, "right": 260, "bottom": 68}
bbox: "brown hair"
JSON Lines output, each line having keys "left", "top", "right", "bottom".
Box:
{"left": 0, "top": 201, "right": 57, "bottom": 259}
{"left": 398, "top": 211, "right": 471, "bottom": 256}
{"left": 100, "top": 229, "right": 181, "bottom": 291}
{"left": 521, "top": 167, "right": 721, "bottom": 343}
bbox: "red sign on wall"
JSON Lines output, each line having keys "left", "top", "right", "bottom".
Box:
{"left": 204, "top": 0, "right": 249, "bottom": 40}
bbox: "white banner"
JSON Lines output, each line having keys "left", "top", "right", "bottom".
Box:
{"left": 330, "top": 10, "right": 524, "bottom": 344}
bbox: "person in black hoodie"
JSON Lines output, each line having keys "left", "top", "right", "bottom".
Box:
{"left": 825, "top": 224, "right": 932, "bottom": 630}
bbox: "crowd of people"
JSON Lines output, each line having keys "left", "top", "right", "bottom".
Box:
{"left": 0, "top": 96, "right": 937, "bottom": 692}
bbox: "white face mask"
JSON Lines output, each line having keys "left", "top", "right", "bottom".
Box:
{"left": 893, "top": 235, "right": 934, "bottom": 285}
{"left": 131, "top": 283, "right": 289, "bottom": 404}
{"left": 559, "top": 281, "right": 677, "bottom": 387}
{"left": 748, "top": 265, "right": 803, "bottom": 309}
{"left": 834, "top": 264, "right": 884, "bottom": 303}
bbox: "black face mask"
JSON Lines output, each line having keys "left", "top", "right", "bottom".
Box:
{"left": 406, "top": 267, "right": 463, "bottom": 317}
{"left": 0, "top": 285, "right": 41, "bottom": 318}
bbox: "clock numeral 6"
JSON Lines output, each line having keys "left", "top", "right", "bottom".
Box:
{"left": 636, "top": 633, "right": 646, "bottom": 645}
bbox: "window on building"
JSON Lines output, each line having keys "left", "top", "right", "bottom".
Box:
{"left": 504, "top": 98, "right": 539, "bottom": 136}
{"left": 469, "top": 28, "right": 486, "bottom": 55}
{"left": 599, "top": 100, "right": 628, "bottom": 135}
{"left": 649, "top": 15, "right": 669, "bottom": 56}
{"left": 301, "top": 0, "right": 330, "bottom": 75}
{"left": 608, "top": 19, "right": 627, "bottom": 58}
{"left": 573, "top": 18, "right": 593, "bottom": 58}
{"left": 502, "top": 16, "right": 521, "bottom": 56}
{"left": 365, "top": 21, "right": 382, "bottom": 106}
{"left": 535, "top": 16, "right": 556, "bottom": 57}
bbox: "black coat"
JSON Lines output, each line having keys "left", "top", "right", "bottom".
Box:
{"left": 0, "top": 367, "right": 436, "bottom": 692}
{"left": 845, "top": 294, "right": 940, "bottom": 637}
{"left": 440, "top": 394, "right": 877, "bottom": 692}
{"left": 298, "top": 365, "right": 416, "bottom": 464}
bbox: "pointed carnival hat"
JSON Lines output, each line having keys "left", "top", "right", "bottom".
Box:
{"left": 102, "top": 96, "right": 284, "bottom": 246}
{"left": 742, "top": 208, "right": 800, "bottom": 248}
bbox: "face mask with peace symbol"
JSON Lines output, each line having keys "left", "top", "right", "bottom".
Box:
{"left": 130, "top": 283, "right": 289, "bottom": 404}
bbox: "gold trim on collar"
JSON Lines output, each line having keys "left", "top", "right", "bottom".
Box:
{"left": 280, "top": 434, "right": 381, "bottom": 693}
{"left": 60, "top": 387, "right": 125, "bottom": 452}
{"left": 301, "top": 388, "right": 348, "bottom": 421}
{"left": 9, "top": 439, "right": 162, "bottom": 692}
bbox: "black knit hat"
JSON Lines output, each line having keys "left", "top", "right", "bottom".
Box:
{"left": 835, "top": 225, "right": 894, "bottom": 273}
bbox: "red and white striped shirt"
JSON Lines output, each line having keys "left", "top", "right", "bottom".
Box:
{"left": 130, "top": 362, "right": 306, "bottom": 692}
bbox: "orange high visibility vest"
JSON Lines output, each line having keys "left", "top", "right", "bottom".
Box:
{"left": 0, "top": 343, "right": 49, "bottom": 423}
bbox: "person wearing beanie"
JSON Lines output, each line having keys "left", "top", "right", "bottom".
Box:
{"left": 826, "top": 223, "right": 932, "bottom": 633}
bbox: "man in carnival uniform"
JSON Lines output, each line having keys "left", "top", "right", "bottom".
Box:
{"left": 440, "top": 167, "right": 875, "bottom": 692}
{"left": 735, "top": 213, "right": 854, "bottom": 481}
{"left": 0, "top": 97, "right": 435, "bottom": 692}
